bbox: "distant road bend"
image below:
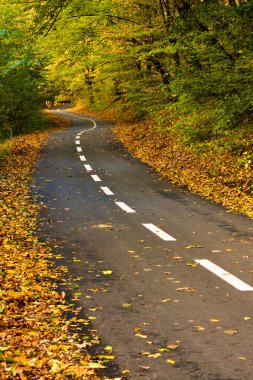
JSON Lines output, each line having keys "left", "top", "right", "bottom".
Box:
{"left": 33, "top": 108, "right": 253, "bottom": 379}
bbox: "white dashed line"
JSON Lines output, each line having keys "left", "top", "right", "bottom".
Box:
{"left": 84, "top": 164, "right": 92, "bottom": 172}
{"left": 195, "top": 259, "right": 253, "bottom": 291}
{"left": 76, "top": 140, "right": 80, "bottom": 145}
{"left": 142, "top": 223, "right": 176, "bottom": 241}
{"left": 79, "top": 155, "right": 86, "bottom": 161}
{"left": 77, "top": 147, "right": 82, "bottom": 152}
{"left": 57, "top": 111, "right": 97, "bottom": 132}
{"left": 100, "top": 186, "right": 114, "bottom": 195}
{"left": 91, "top": 174, "right": 101, "bottom": 182}
{"left": 115, "top": 202, "right": 136, "bottom": 213}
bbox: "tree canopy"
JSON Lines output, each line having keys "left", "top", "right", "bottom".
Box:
{"left": 0, "top": 0, "right": 253, "bottom": 141}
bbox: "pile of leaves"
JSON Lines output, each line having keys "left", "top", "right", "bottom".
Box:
{"left": 0, "top": 114, "right": 103, "bottom": 379}
{"left": 113, "top": 120, "right": 253, "bottom": 219}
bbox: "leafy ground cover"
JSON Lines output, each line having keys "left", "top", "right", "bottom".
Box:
{"left": 0, "top": 114, "right": 107, "bottom": 379}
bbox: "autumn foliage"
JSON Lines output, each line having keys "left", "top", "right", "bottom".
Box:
{"left": 0, "top": 115, "right": 101, "bottom": 379}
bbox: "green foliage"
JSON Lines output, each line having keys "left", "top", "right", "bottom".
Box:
{"left": 0, "top": 5, "right": 48, "bottom": 138}
{"left": 0, "top": 63, "right": 46, "bottom": 138}
{"left": 1, "top": 0, "right": 253, "bottom": 143}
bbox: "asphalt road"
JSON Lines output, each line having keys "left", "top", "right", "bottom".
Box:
{"left": 33, "top": 109, "right": 253, "bottom": 379}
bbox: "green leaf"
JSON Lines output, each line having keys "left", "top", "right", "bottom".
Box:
{"left": 98, "top": 355, "right": 116, "bottom": 360}
{"left": 0, "top": 347, "right": 9, "bottom": 352}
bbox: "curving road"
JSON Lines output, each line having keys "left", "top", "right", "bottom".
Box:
{"left": 33, "top": 109, "right": 253, "bottom": 379}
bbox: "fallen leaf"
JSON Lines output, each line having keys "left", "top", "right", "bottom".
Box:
{"left": 93, "top": 224, "right": 112, "bottom": 229}
{"left": 194, "top": 326, "right": 205, "bottom": 331}
{"left": 86, "top": 362, "right": 105, "bottom": 369}
{"left": 224, "top": 329, "right": 238, "bottom": 335}
{"left": 148, "top": 353, "right": 161, "bottom": 358}
{"left": 177, "top": 287, "right": 195, "bottom": 292}
{"left": 98, "top": 355, "right": 116, "bottom": 360}
{"left": 167, "top": 359, "right": 176, "bottom": 365}
{"left": 185, "top": 245, "right": 203, "bottom": 249}
{"left": 238, "top": 356, "right": 246, "bottom": 360}
{"left": 135, "top": 333, "right": 147, "bottom": 339}
{"left": 102, "top": 270, "right": 113, "bottom": 275}
{"left": 167, "top": 344, "right": 179, "bottom": 350}
{"left": 186, "top": 262, "right": 199, "bottom": 267}
{"left": 122, "top": 303, "right": 132, "bottom": 308}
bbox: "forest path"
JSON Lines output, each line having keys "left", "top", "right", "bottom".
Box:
{"left": 33, "top": 109, "right": 253, "bottom": 379}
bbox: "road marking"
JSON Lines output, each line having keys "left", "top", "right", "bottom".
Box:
{"left": 77, "top": 147, "right": 82, "bottom": 152}
{"left": 115, "top": 202, "right": 136, "bottom": 213}
{"left": 57, "top": 110, "right": 97, "bottom": 132}
{"left": 100, "top": 186, "right": 114, "bottom": 195}
{"left": 91, "top": 174, "right": 101, "bottom": 182}
{"left": 84, "top": 164, "right": 92, "bottom": 172}
{"left": 142, "top": 223, "right": 176, "bottom": 241}
{"left": 76, "top": 140, "right": 80, "bottom": 145}
{"left": 79, "top": 155, "right": 86, "bottom": 161}
{"left": 195, "top": 259, "right": 253, "bottom": 291}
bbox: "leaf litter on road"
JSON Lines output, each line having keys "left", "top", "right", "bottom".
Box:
{"left": 0, "top": 115, "right": 112, "bottom": 379}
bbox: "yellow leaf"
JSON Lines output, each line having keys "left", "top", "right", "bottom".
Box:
{"left": 167, "top": 344, "right": 179, "bottom": 350}
{"left": 195, "top": 326, "right": 205, "bottom": 331}
{"left": 167, "top": 359, "right": 176, "bottom": 365}
{"left": 224, "top": 329, "right": 238, "bottom": 335}
{"left": 148, "top": 353, "right": 161, "bottom": 358}
{"left": 186, "top": 262, "right": 199, "bottom": 267}
{"left": 102, "top": 270, "right": 113, "bottom": 275}
{"left": 185, "top": 245, "right": 203, "bottom": 249}
{"left": 135, "top": 333, "right": 147, "bottom": 339}
{"left": 87, "top": 362, "right": 105, "bottom": 369}
{"left": 49, "top": 345, "right": 58, "bottom": 351}
{"left": 177, "top": 287, "right": 195, "bottom": 292}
